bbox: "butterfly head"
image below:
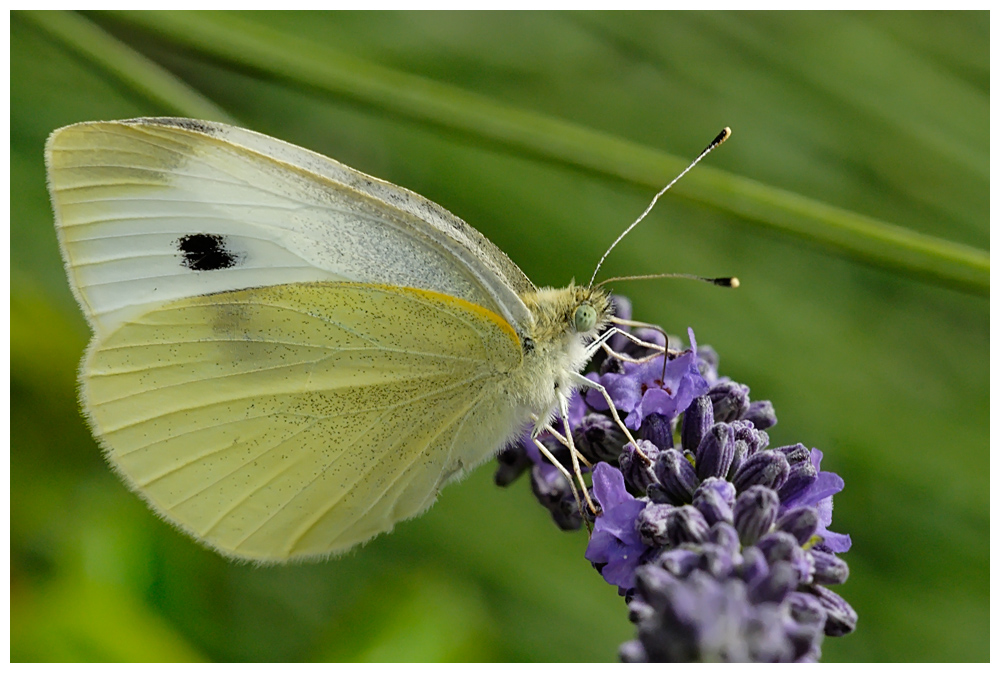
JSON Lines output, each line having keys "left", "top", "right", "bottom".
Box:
{"left": 520, "top": 284, "right": 613, "bottom": 350}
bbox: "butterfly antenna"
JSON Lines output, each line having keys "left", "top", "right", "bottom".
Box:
{"left": 588, "top": 127, "right": 731, "bottom": 288}
{"left": 598, "top": 272, "right": 739, "bottom": 288}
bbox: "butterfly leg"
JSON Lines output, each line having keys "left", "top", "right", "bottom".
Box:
{"left": 530, "top": 415, "right": 549, "bottom": 438}
{"left": 530, "top": 412, "right": 596, "bottom": 512}
{"left": 604, "top": 321, "right": 696, "bottom": 387}
{"left": 605, "top": 323, "right": 690, "bottom": 361}
{"left": 582, "top": 327, "right": 617, "bottom": 360}
{"left": 556, "top": 393, "right": 599, "bottom": 514}
{"left": 528, "top": 412, "right": 594, "bottom": 511}
{"left": 602, "top": 327, "right": 671, "bottom": 364}
{"left": 539, "top": 422, "right": 593, "bottom": 469}
{"left": 607, "top": 318, "right": 681, "bottom": 355}
{"left": 610, "top": 315, "right": 671, "bottom": 335}
{"left": 530, "top": 435, "right": 585, "bottom": 514}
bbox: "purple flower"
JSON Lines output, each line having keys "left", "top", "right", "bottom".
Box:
{"left": 584, "top": 463, "right": 650, "bottom": 591}
{"left": 494, "top": 306, "right": 855, "bottom": 661}
{"left": 586, "top": 329, "right": 708, "bottom": 429}
{"left": 782, "top": 449, "right": 851, "bottom": 553}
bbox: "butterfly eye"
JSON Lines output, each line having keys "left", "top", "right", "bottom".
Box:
{"left": 573, "top": 304, "right": 597, "bottom": 333}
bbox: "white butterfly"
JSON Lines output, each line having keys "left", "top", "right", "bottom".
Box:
{"left": 47, "top": 118, "right": 629, "bottom": 562}
{"left": 47, "top": 118, "right": 730, "bottom": 562}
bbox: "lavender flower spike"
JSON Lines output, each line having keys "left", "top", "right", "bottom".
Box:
{"left": 495, "top": 304, "right": 855, "bottom": 661}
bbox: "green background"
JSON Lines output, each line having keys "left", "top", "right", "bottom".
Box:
{"left": 11, "top": 11, "right": 988, "bottom": 662}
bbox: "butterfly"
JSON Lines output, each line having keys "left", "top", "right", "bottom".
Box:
{"left": 46, "top": 117, "right": 729, "bottom": 562}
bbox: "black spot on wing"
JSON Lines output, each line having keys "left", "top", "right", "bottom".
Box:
{"left": 178, "top": 234, "right": 242, "bottom": 271}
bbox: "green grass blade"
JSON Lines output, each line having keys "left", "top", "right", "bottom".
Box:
{"left": 103, "top": 10, "right": 987, "bottom": 294}
{"left": 21, "top": 10, "right": 235, "bottom": 123}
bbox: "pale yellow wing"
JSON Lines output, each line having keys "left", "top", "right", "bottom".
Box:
{"left": 82, "top": 281, "right": 523, "bottom": 562}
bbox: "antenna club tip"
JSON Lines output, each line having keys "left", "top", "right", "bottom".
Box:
{"left": 729, "top": 276, "right": 740, "bottom": 288}
{"left": 707, "top": 127, "right": 732, "bottom": 151}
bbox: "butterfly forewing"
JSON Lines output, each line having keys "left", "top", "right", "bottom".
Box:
{"left": 47, "top": 119, "right": 533, "bottom": 337}
{"left": 83, "top": 282, "right": 522, "bottom": 560}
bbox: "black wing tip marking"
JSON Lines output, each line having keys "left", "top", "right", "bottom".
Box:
{"left": 122, "top": 117, "right": 223, "bottom": 135}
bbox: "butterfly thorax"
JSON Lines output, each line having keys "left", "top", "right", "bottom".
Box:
{"left": 512, "top": 284, "right": 612, "bottom": 420}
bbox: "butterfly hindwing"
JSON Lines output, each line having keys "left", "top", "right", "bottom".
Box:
{"left": 83, "top": 282, "right": 523, "bottom": 561}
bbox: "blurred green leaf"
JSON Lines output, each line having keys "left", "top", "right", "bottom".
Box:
{"left": 21, "top": 11, "right": 233, "bottom": 123}
{"left": 312, "top": 569, "right": 496, "bottom": 662}
{"left": 12, "top": 578, "right": 205, "bottom": 662}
